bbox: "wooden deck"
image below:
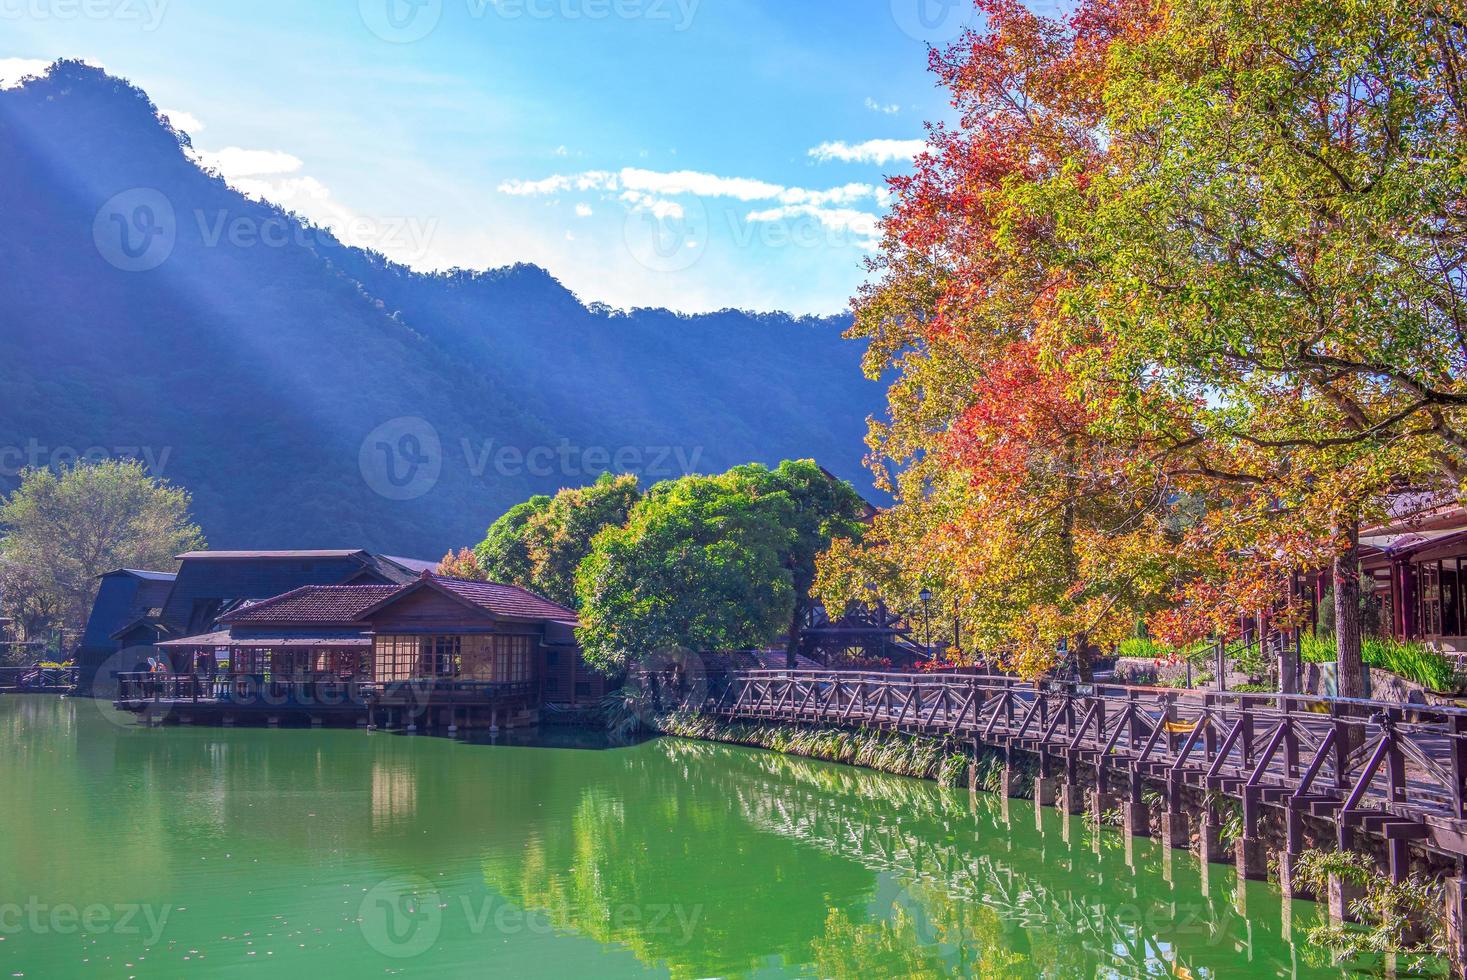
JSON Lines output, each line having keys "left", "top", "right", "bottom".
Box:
{"left": 111, "top": 673, "right": 538, "bottom": 730}
{"left": 709, "top": 670, "right": 1467, "bottom": 865}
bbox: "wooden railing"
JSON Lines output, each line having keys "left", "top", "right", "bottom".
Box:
{"left": 0, "top": 665, "right": 79, "bottom": 693}
{"left": 707, "top": 670, "right": 1467, "bottom": 858}
{"left": 114, "top": 672, "right": 369, "bottom": 706}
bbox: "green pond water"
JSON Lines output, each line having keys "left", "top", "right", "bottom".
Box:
{"left": 0, "top": 695, "right": 1429, "bottom": 978}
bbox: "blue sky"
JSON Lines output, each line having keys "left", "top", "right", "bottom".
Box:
{"left": 1, "top": 0, "right": 983, "bottom": 313}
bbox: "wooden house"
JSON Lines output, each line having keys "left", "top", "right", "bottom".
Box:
{"left": 123, "top": 573, "right": 607, "bottom": 731}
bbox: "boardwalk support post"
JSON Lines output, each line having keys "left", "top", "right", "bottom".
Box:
{"left": 1198, "top": 805, "right": 1228, "bottom": 865}
{"left": 1163, "top": 777, "right": 1189, "bottom": 849}
{"left": 1124, "top": 769, "right": 1150, "bottom": 837}
{"left": 1447, "top": 875, "right": 1467, "bottom": 980}
{"left": 1061, "top": 755, "right": 1084, "bottom": 816}
{"left": 1033, "top": 754, "right": 1058, "bottom": 807}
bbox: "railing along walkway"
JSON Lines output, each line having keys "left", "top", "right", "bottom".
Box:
{"left": 708, "top": 670, "right": 1467, "bottom": 857}
{"left": 0, "top": 665, "right": 78, "bottom": 693}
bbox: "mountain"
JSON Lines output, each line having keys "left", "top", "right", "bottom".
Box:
{"left": 0, "top": 62, "right": 883, "bottom": 556}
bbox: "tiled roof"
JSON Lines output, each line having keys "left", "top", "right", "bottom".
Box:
{"left": 427, "top": 575, "right": 578, "bottom": 622}
{"left": 220, "top": 584, "right": 399, "bottom": 625}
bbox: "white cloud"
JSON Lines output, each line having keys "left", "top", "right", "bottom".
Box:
{"left": 620, "top": 168, "right": 786, "bottom": 202}
{"left": 197, "top": 147, "right": 304, "bottom": 179}
{"left": 0, "top": 58, "right": 50, "bottom": 89}
{"left": 499, "top": 167, "right": 881, "bottom": 208}
{"left": 621, "top": 191, "right": 684, "bottom": 220}
{"left": 554, "top": 145, "right": 569, "bottom": 157}
{"left": 746, "top": 204, "right": 882, "bottom": 248}
{"left": 574, "top": 203, "right": 594, "bottom": 218}
{"left": 865, "top": 98, "right": 901, "bottom": 115}
{"left": 808, "top": 139, "right": 926, "bottom": 165}
{"left": 160, "top": 108, "right": 204, "bottom": 133}
{"left": 497, "top": 171, "right": 616, "bottom": 196}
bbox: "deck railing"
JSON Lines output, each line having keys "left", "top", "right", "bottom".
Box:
{"left": 114, "top": 672, "right": 370, "bottom": 706}
{"left": 0, "top": 665, "right": 79, "bottom": 693}
{"left": 706, "top": 669, "right": 1467, "bottom": 857}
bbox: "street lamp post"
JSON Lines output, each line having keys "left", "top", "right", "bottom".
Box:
{"left": 919, "top": 588, "right": 933, "bottom": 659}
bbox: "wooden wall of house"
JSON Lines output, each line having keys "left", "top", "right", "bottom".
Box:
{"left": 362, "top": 589, "right": 500, "bottom": 633}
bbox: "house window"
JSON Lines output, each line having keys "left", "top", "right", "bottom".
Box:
{"left": 493, "top": 635, "right": 533, "bottom": 684}
{"left": 374, "top": 636, "right": 421, "bottom": 683}
{"left": 427, "top": 636, "right": 461, "bottom": 677}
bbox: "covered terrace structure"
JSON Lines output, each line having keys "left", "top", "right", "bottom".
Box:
{"left": 114, "top": 584, "right": 396, "bottom": 725}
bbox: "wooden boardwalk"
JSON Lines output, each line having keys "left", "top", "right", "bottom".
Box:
{"left": 708, "top": 670, "right": 1467, "bottom": 870}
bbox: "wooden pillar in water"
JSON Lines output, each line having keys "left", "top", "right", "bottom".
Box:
{"left": 1162, "top": 775, "right": 1189, "bottom": 849}
{"left": 1033, "top": 753, "right": 1058, "bottom": 808}
{"left": 1123, "top": 768, "right": 1150, "bottom": 837}
{"left": 1446, "top": 875, "right": 1467, "bottom": 980}
{"left": 1060, "top": 754, "right": 1084, "bottom": 816}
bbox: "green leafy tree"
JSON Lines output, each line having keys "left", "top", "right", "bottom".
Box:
{"left": 576, "top": 472, "right": 794, "bottom": 673}
{"left": 525, "top": 473, "right": 642, "bottom": 608}
{"left": 474, "top": 475, "right": 641, "bottom": 608}
{"left": 729, "top": 461, "right": 869, "bottom": 668}
{"left": 1047, "top": 0, "right": 1467, "bottom": 696}
{"left": 0, "top": 460, "right": 205, "bottom": 645}
{"left": 575, "top": 461, "right": 865, "bottom": 674}
{"left": 475, "top": 495, "right": 552, "bottom": 587}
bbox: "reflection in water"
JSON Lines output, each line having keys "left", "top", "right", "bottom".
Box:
{"left": 0, "top": 696, "right": 1432, "bottom": 978}
{"left": 370, "top": 756, "right": 418, "bottom": 831}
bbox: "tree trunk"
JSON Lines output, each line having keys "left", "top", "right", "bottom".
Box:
{"left": 1075, "top": 633, "right": 1095, "bottom": 683}
{"left": 785, "top": 597, "right": 805, "bottom": 671}
{"left": 1279, "top": 629, "right": 1298, "bottom": 695}
{"left": 1335, "top": 517, "right": 1366, "bottom": 700}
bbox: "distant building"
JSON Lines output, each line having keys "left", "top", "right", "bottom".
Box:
{"left": 122, "top": 572, "right": 608, "bottom": 729}
{"left": 1357, "top": 496, "right": 1467, "bottom": 649}
{"left": 76, "top": 550, "right": 437, "bottom": 691}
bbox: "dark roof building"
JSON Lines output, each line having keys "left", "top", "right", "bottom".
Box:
{"left": 143, "top": 574, "right": 607, "bottom": 727}
{"left": 75, "top": 569, "right": 180, "bottom": 688}
{"left": 76, "top": 550, "right": 436, "bottom": 692}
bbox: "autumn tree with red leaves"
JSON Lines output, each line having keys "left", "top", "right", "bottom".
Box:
{"left": 821, "top": 0, "right": 1467, "bottom": 690}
